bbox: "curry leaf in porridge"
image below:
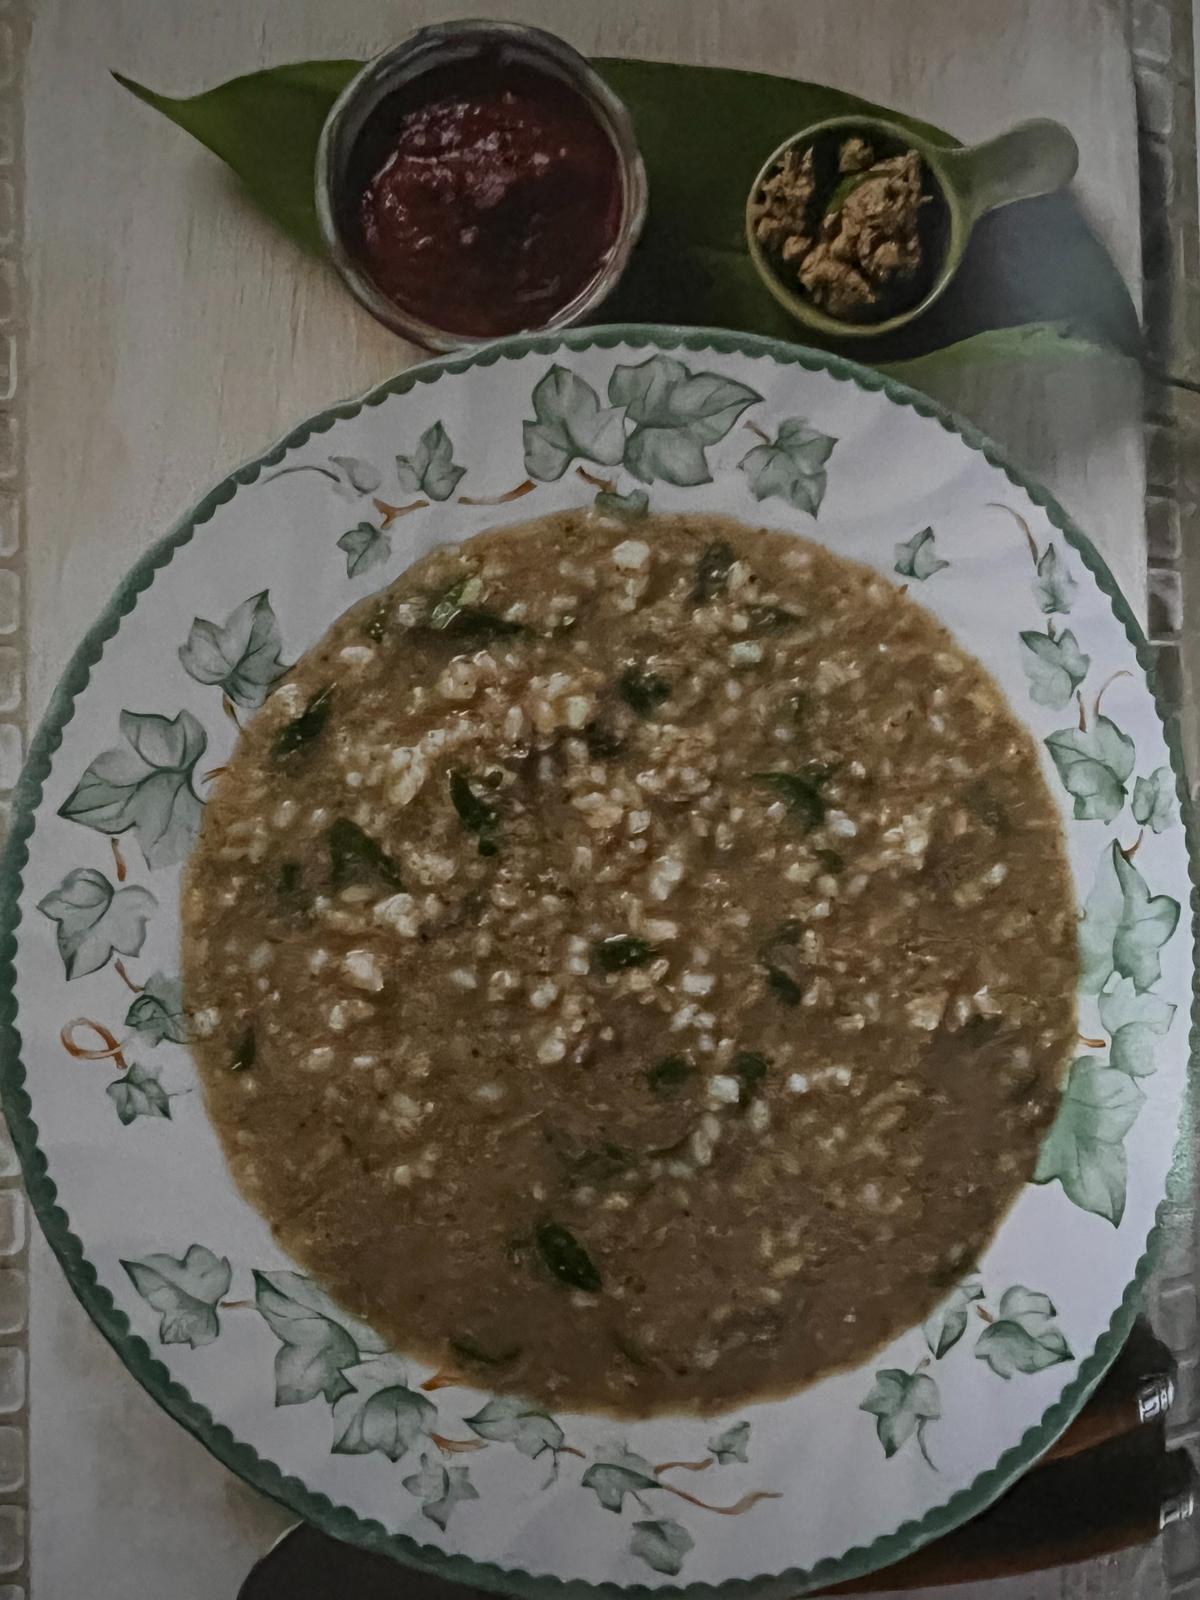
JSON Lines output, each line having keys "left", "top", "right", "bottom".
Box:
{"left": 536, "top": 1222, "right": 602, "bottom": 1293}
{"left": 708, "top": 1420, "right": 751, "bottom": 1464}
{"left": 608, "top": 355, "right": 762, "bottom": 486}
{"left": 276, "top": 685, "right": 333, "bottom": 757}
{"left": 739, "top": 417, "right": 837, "bottom": 516}
{"left": 747, "top": 603, "right": 804, "bottom": 630}
{"left": 37, "top": 866, "right": 156, "bottom": 981}
{"left": 1044, "top": 716, "right": 1136, "bottom": 823}
{"left": 752, "top": 769, "right": 830, "bottom": 830}
{"left": 59, "top": 709, "right": 207, "bottom": 870}
{"left": 761, "top": 924, "right": 808, "bottom": 1006}
{"left": 425, "top": 579, "right": 525, "bottom": 640}
{"left": 449, "top": 771, "right": 500, "bottom": 856}
{"left": 975, "top": 1286, "right": 1073, "bottom": 1378}
{"left": 106, "top": 1060, "right": 171, "bottom": 1126}
{"left": 337, "top": 521, "right": 391, "bottom": 579}
{"left": 124, "top": 971, "right": 190, "bottom": 1046}
{"left": 395, "top": 421, "right": 466, "bottom": 501}
{"left": 465, "top": 1395, "right": 565, "bottom": 1459}
{"left": 1078, "top": 841, "right": 1180, "bottom": 995}
{"left": 893, "top": 527, "right": 948, "bottom": 582}
{"left": 332, "top": 1383, "right": 436, "bottom": 1463}
{"left": 860, "top": 1368, "right": 941, "bottom": 1466}
{"left": 121, "top": 1244, "right": 231, "bottom": 1348}
{"left": 1099, "top": 975, "right": 1175, "bottom": 1080}
{"left": 1132, "top": 767, "right": 1176, "bottom": 833}
{"left": 733, "top": 1051, "right": 769, "bottom": 1106}
{"left": 618, "top": 666, "right": 671, "bottom": 717}
{"left": 329, "top": 818, "right": 404, "bottom": 890}
{"left": 582, "top": 1447, "right": 659, "bottom": 1512}
{"left": 1018, "top": 629, "right": 1090, "bottom": 710}
{"left": 647, "top": 1054, "right": 695, "bottom": 1093}
{"left": 1032, "top": 544, "right": 1078, "bottom": 615}
{"left": 328, "top": 455, "right": 382, "bottom": 495}
{"left": 450, "top": 1335, "right": 522, "bottom": 1368}
{"left": 595, "top": 487, "right": 649, "bottom": 521}
{"left": 178, "top": 591, "right": 288, "bottom": 710}
{"left": 630, "top": 1520, "right": 694, "bottom": 1577}
{"left": 230, "top": 1028, "right": 256, "bottom": 1072}
{"left": 594, "top": 935, "right": 656, "bottom": 973}
{"left": 253, "top": 1268, "right": 387, "bottom": 1407}
{"left": 693, "top": 540, "right": 736, "bottom": 602}
{"left": 402, "top": 1454, "right": 479, "bottom": 1530}
{"left": 922, "top": 1280, "right": 985, "bottom": 1359}
{"left": 1033, "top": 1055, "right": 1144, "bottom": 1224}
{"left": 523, "top": 366, "right": 626, "bottom": 481}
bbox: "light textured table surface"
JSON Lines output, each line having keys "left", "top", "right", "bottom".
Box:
{"left": 22, "top": 1, "right": 1150, "bottom": 1595}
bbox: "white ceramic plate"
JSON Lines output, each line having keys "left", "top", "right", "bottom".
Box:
{"left": 2, "top": 328, "right": 1192, "bottom": 1597}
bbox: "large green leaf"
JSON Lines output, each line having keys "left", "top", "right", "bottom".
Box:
{"left": 116, "top": 59, "right": 1140, "bottom": 366}
{"left": 113, "top": 63, "right": 362, "bottom": 252}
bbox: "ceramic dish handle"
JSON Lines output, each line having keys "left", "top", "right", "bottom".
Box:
{"left": 942, "top": 119, "right": 1079, "bottom": 224}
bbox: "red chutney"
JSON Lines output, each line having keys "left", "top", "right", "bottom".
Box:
{"left": 352, "top": 58, "right": 625, "bottom": 338}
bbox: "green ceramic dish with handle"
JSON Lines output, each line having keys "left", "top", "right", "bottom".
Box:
{"left": 746, "top": 114, "right": 1080, "bottom": 339}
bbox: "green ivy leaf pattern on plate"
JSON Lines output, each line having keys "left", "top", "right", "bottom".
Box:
{"left": 1019, "top": 629, "right": 1090, "bottom": 709}
{"left": 178, "top": 591, "right": 287, "bottom": 710}
{"left": 466, "top": 1395, "right": 565, "bottom": 1459}
{"left": 594, "top": 487, "right": 649, "bottom": 521}
{"left": 523, "top": 367, "right": 625, "bottom": 482}
{"left": 395, "top": 422, "right": 466, "bottom": 502}
{"left": 893, "top": 527, "right": 948, "bottom": 582}
{"left": 707, "top": 1419, "right": 750, "bottom": 1464}
{"left": 1044, "top": 715, "right": 1135, "bottom": 822}
{"left": 107, "top": 1060, "right": 171, "bottom": 1126}
{"left": 1098, "top": 974, "right": 1176, "bottom": 1078}
{"left": 125, "top": 971, "right": 190, "bottom": 1045}
{"left": 1034, "top": 1056, "right": 1144, "bottom": 1225}
{"left": 58, "top": 709, "right": 207, "bottom": 870}
{"left": 1132, "top": 767, "right": 1176, "bottom": 833}
{"left": 37, "top": 866, "right": 156, "bottom": 980}
{"left": 860, "top": 1368, "right": 940, "bottom": 1466}
{"left": 975, "top": 1287, "right": 1072, "bottom": 1378}
{"left": 337, "top": 521, "right": 391, "bottom": 579}
{"left": 631, "top": 1519, "right": 694, "bottom": 1576}
{"left": 1079, "top": 841, "right": 1181, "bottom": 995}
{"left": 121, "top": 1243, "right": 231, "bottom": 1347}
{"left": 333, "top": 1382, "right": 435, "bottom": 1463}
{"left": 923, "top": 1280, "right": 984, "bottom": 1358}
{"left": 608, "top": 355, "right": 761, "bottom": 486}
{"left": 402, "top": 1453, "right": 479, "bottom": 1530}
{"left": 253, "top": 1269, "right": 387, "bottom": 1407}
{"left": 329, "top": 455, "right": 382, "bottom": 495}
{"left": 581, "top": 1445, "right": 659, "bottom": 1512}
{"left": 1032, "top": 544, "right": 1078, "bottom": 614}
{"left": 739, "top": 417, "right": 836, "bottom": 515}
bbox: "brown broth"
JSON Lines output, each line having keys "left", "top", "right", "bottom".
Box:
{"left": 183, "top": 512, "right": 1077, "bottom": 1416}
